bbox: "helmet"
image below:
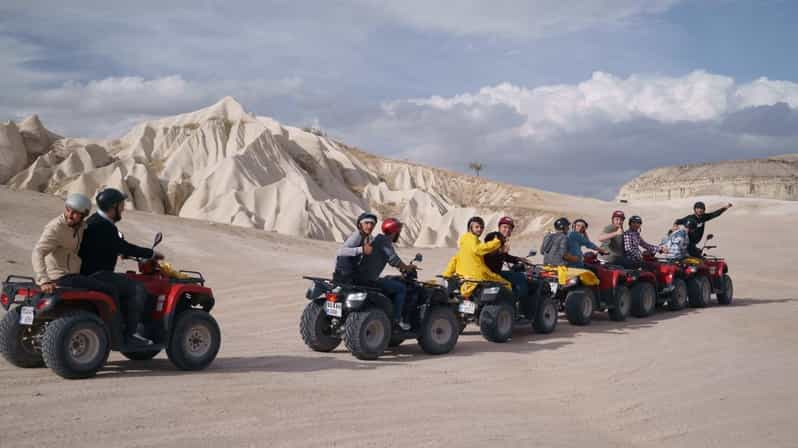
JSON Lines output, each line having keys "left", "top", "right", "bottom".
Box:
{"left": 381, "top": 218, "right": 403, "bottom": 236}
{"left": 467, "top": 216, "right": 485, "bottom": 230}
{"left": 612, "top": 210, "right": 625, "bottom": 219}
{"left": 356, "top": 212, "right": 377, "bottom": 226}
{"left": 65, "top": 193, "right": 92, "bottom": 215}
{"left": 574, "top": 218, "right": 588, "bottom": 229}
{"left": 498, "top": 216, "right": 515, "bottom": 229}
{"left": 554, "top": 217, "right": 570, "bottom": 231}
{"left": 628, "top": 215, "right": 643, "bottom": 224}
{"left": 96, "top": 188, "right": 128, "bottom": 211}
{"left": 693, "top": 201, "right": 706, "bottom": 210}
{"left": 683, "top": 217, "right": 698, "bottom": 230}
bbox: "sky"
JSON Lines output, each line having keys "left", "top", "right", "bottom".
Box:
{"left": 1, "top": 0, "right": 797, "bottom": 199}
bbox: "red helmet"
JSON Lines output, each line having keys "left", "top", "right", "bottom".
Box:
{"left": 498, "top": 216, "right": 515, "bottom": 229}
{"left": 612, "top": 210, "right": 625, "bottom": 219}
{"left": 381, "top": 218, "right": 403, "bottom": 236}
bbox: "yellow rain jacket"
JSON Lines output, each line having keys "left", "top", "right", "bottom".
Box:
{"left": 442, "top": 232, "right": 512, "bottom": 297}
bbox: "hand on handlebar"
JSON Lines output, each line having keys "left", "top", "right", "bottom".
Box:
{"left": 153, "top": 251, "right": 165, "bottom": 260}
{"left": 40, "top": 282, "right": 56, "bottom": 294}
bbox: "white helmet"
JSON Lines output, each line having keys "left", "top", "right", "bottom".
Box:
{"left": 65, "top": 193, "right": 92, "bottom": 214}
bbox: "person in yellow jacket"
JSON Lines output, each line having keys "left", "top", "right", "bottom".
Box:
{"left": 442, "top": 216, "right": 512, "bottom": 297}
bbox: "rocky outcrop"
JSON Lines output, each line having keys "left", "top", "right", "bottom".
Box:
{"left": 616, "top": 155, "right": 798, "bottom": 202}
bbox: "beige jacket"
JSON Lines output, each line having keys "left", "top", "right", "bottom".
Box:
{"left": 31, "top": 214, "right": 86, "bottom": 284}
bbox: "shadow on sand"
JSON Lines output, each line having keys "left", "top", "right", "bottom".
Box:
{"left": 95, "top": 296, "right": 793, "bottom": 378}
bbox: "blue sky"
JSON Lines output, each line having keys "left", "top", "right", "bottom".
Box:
{"left": 1, "top": 0, "right": 797, "bottom": 198}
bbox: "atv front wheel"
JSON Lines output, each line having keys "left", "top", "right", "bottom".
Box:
{"left": 631, "top": 282, "right": 656, "bottom": 317}
{"left": 565, "top": 288, "right": 593, "bottom": 326}
{"left": 41, "top": 312, "right": 110, "bottom": 379}
{"left": 344, "top": 308, "right": 391, "bottom": 360}
{"left": 121, "top": 350, "right": 161, "bottom": 361}
{"left": 667, "top": 278, "right": 688, "bottom": 311}
{"left": 608, "top": 285, "right": 631, "bottom": 322}
{"left": 0, "top": 309, "right": 45, "bottom": 368}
{"left": 479, "top": 301, "right": 514, "bottom": 342}
{"left": 166, "top": 310, "right": 221, "bottom": 370}
{"left": 532, "top": 297, "right": 558, "bottom": 334}
{"left": 418, "top": 306, "right": 459, "bottom": 355}
{"left": 300, "top": 302, "right": 342, "bottom": 352}
{"left": 716, "top": 275, "right": 734, "bottom": 305}
{"left": 687, "top": 276, "right": 711, "bottom": 308}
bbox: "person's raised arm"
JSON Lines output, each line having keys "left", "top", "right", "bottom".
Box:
{"left": 704, "top": 204, "right": 732, "bottom": 221}
{"left": 474, "top": 237, "right": 502, "bottom": 256}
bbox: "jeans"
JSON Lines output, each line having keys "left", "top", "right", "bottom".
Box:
{"left": 89, "top": 271, "right": 151, "bottom": 337}
{"left": 375, "top": 277, "right": 406, "bottom": 321}
{"left": 500, "top": 271, "right": 528, "bottom": 299}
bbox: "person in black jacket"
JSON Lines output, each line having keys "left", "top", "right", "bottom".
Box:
{"left": 675, "top": 201, "right": 732, "bottom": 257}
{"left": 79, "top": 188, "right": 163, "bottom": 345}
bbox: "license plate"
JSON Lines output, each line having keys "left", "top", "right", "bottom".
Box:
{"left": 458, "top": 300, "right": 476, "bottom": 315}
{"left": 549, "top": 282, "right": 559, "bottom": 294}
{"left": 324, "top": 301, "right": 342, "bottom": 317}
{"left": 19, "top": 306, "right": 34, "bottom": 326}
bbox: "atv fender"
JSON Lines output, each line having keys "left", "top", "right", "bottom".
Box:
{"left": 162, "top": 284, "right": 215, "bottom": 336}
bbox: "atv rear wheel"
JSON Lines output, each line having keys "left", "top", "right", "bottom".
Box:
{"left": 166, "top": 310, "right": 221, "bottom": 371}
{"left": 687, "top": 276, "right": 711, "bottom": 308}
{"left": 532, "top": 297, "right": 558, "bottom": 334}
{"left": 344, "top": 308, "right": 391, "bottom": 360}
{"left": 716, "top": 275, "right": 734, "bottom": 305}
{"left": 41, "top": 311, "right": 110, "bottom": 379}
{"left": 479, "top": 301, "right": 514, "bottom": 342}
{"left": 565, "top": 288, "right": 593, "bottom": 326}
{"left": 0, "top": 309, "right": 45, "bottom": 368}
{"left": 667, "top": 278, "right": 688, "bottom": 311}
{"left": 631, "top": 282, "right": 656, "bottom": 317}
{"left": 300, "top": 302, "right": 342, "bottom": 352}
{"left": 608, "top": 285, "right": 631, "bottom": 322}
{"left": 418, "top": 306, "right": 459, "bottom": 355}
{"left": 121, "top": 350, "right": 161, "bottom": 361}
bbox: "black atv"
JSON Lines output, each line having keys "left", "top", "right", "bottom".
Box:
{"left": 300, "top": 254, "right": 460, "bottom": 360}
{"left": 441, "top": 254, "right": 558, "bottom": 343}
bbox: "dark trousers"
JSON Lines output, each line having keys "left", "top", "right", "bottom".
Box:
{"left": 89, "top": 271, "right": 150, "bottom": 337}
{"left": 56, "top": 274, "right": 119, "bottom": 300}
{"left": 687, "top": 244, "right": 702, "bottom": 258}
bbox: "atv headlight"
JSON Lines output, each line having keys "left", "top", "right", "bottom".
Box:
{"left": 345, "top": 292, "right": 367, "bottom": 308}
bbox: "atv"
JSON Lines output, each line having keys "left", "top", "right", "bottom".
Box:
{"left": 640, "top": 254, "right": 690, "bottom": 311}
{"left": 300, "top": 254, "right": 460, "bottom": 360}
{"left": 0, "top": 233, "right": 221, "bottom": 379}
{"left": 440, "top": 252, "right": 558, "bottom": 343}
{"left": 678, "top": 234, "right": 733, "bottom": 307}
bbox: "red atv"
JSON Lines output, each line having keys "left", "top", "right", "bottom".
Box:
{"left": 640, "top": 254, "right": 690, "bottom": 311}
{"left": 679, "top": 234, "right": 733, "bottom": 307}
{"left": 0, "top": 233, "right": 221, "bottom": 379}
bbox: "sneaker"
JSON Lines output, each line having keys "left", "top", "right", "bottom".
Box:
{"left": 398, "top": 320, "right": 411, "bottom": 331}
{"left": 128, "top": 332, "right": 154, "bottom": 346}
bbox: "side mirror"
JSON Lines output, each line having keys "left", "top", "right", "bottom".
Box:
{"left": 527, "top": 249, "right": 537, "bottom": 257}
{"left": 706, "top": 234, "right": 714, "bottom": 241}
{"left": 153, "top": 232, "right": 163, "bottom": 249}
{"left": 413, "top": 253, "right": 423, "bottom": 263}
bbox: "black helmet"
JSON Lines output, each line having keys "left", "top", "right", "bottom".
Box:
{"left": 554, "top": 217, "right": 570, "bottom": 231}
{"left": 628, "top": 215, "right": 642, "bottom": 224}
{"left": 683, "top": 217, "right": 698, "bottom": 230}
{"left": 467, "top": 216, "right": 485, "bottom": 230}
{"left": 356, "top": 212, "right": 377, "bottom": 226}
{"left": 693, "top": 201, "right": 706, "bottom": 210}
{"left": 96, "top": 188, "right": 128, "bottom": 212}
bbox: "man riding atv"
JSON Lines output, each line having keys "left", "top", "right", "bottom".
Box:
{"left": 442, "top": 216, "right": 512, "bottom": 297}
{"left": 566, "top": 219, "right": 608, "bottom": 268}
{"left": 348, "top": 218, "right": 417, "bottom": 330}
{"left": 598, "top": 210, "right": 626, "bottom": 264}
{"left": 483, "top": 216, "right": 528, "bottom": 299}
{"left": 79, "top": 188, "right": 163, "bottom": 346}
{"left": 32, "top": 194, "right": 118, "bottom": 300}
{"left": 621, "top": 216, "right": 663, "bottom": 269}
{"left": 333, "top": 212, "right": 377, "bottom": 284}
{"left": 675, "top": 201, "right": 732, "bottom": 258}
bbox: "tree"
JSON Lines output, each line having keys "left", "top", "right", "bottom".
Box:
{"left": 468, "top": 162, "right": 484, "bottom": 177}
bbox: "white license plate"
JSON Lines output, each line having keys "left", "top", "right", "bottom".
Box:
{"left": 324, "top": 301, "right": 342, "bottom": 317}
{"left": 458, "top": 300, "right": 476, "bottom": 315}
{"left": 19, "top": 306, "right": 34, "bottom": 326}
{"left": 549, "top": 282, "right": 559, "bottom": 294}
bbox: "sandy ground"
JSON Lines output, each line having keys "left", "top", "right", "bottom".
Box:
{"left": 0, "top": 188, "right": 796, "bottom": 448}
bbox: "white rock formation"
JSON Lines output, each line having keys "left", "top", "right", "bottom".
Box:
{"left": 617, "top": 155, "right": 798, "bottom": 202}
{"left": 2, "top": 97, "right": 595, "bottom": 245}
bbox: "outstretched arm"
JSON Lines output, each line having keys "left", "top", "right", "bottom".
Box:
{"left": 474, "top": 238, "right": 502, "bottom": 256}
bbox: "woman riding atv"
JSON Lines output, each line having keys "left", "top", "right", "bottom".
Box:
{"left": 441, "top": 216, "right": 512, "bottom": 297}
